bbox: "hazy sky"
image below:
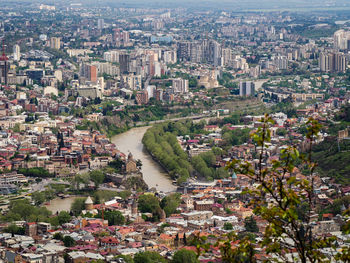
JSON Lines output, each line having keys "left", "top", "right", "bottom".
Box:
{"left": 2, "top": 0, "right": 350, "bottom": 11}
{"left": 103, "top": 0, "right": 350, "bottom": 10}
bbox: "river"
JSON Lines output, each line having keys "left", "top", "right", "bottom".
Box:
{"left": 112, "top": 126, "right": 176, "bottom": 192}
{"left": 45, "top": 196, "right": 80, "bottom": 214}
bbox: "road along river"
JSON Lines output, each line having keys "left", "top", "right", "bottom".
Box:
{"left": 112, "top": 126, "right": 176, "bottom": 193}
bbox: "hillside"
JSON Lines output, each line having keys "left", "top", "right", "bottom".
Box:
{"left": 312, "top": 139, "right": 350, "bottom": 185}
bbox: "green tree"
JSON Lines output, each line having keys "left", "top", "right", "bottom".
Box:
{"left": 4, "top": 224, "right": 25, "bottom": 236}
{"left": 171, "top": 249, "right": 199, "bottom": 263}
{"left": 223, "top": 222, "right": 233, "bottom": 230}
{"left": 134, "top": 251, "right": 167, "bottom": 263}
{"left": 53, "top": 232, "right": 64, "bottom": 240}
{"left": 244, "top": 216, "right": 259, "bottom": 233}
{"left": 12, "top": 123, "right": 20, "bottom": 133}
{"left": 160, "top": 193, "right": 181, "bottom": 217}
{"left": 57, "top": 211, "right": 72, "bottom": 225}
{"left": 117, "top": 190, "right": 132, "bottom": 200}
{"left": 31, "top": 191, "right": 46, "bottom": 206}
{"left": 138, "top": 194, "right": 160, "bottom": 214}
{"left": 63, "top": 236, "right": 76, "bottom": 247}
{"left": 90, "top": 170, "right": 105, "bottom": 189}
{"left": 102, "top": 210, "right": 125, "bottom": 226}
{"left": 70, "top": 198, "right": 86, "bottom": 216}
{"left": 18, "top": 167, "right": 52, "bottom": 178}
{"left": 226, "top": 115, "right": 348, "bottom": 262}
{"left": 276, "top": 128, "right": 287, "bottom": 136}
{"left": 2, "top": 199, "right": 52, "bottom": 222}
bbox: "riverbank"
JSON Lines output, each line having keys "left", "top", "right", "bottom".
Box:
{"left": 111, "top": 126, "right": 176, "bottom": 192}
{"left": 45, "top": 196, "right": 83, "bottom": 214}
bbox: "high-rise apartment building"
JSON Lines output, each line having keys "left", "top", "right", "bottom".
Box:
{"left": 13, "top": 44, "right": 20, "bottom": 61}
{"left": 97, "top": 19, "right": 104, "bottom": 30}
{"left": 239, "top": 81, "right": 255, "bottom": 96}
{"left": 273, "top": 56, "right": 288, "bottom": 70}
{"left": 177, "top": 40, "right": 221, "bottom": 66}
{"left": 319, "top": 52, "right": 347, "bottom": 73}
{"left": 172, "top": 78, "right": 189, "bottom": 93}
{"left": 50, "top": 37, "right": 60, "bottom": 49}
{"left": 163, "top": 50, "right": 177, "bottom": 64}
{"left": 81, "top": 64, "right": 98, "bottom": 83}
{"left": 136, "top": 90, "right": 148, "bottom": 105}
{"left": 121, "top": 74, "right": 142, "bottom": 90}
{"left": 113, "top": 29, "right": 129, "bottom": 46}
{"left": 119, "top": 54, "right": 130, "bottom": 74}
{"left": 334, "top": 30, "right": 350, "bottom": 50}
{"left": 104, "top": 50, "right": 120, "bottom": 63}
{"left": 0, "top": 42, "right": 9, "bottom": 85}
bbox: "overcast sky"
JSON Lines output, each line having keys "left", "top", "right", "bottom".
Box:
{"left": 2, "top": 0, "right": 350, "bottom": 11}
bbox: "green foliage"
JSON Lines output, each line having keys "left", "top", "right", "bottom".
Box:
{"left": 1, "top": 199, "right": 52, "bottom": 222}
{"left": 138, "top": 194, "right": 160, "bottom": 213}
{"left": 49, "top": 183, "right": 68, "bottom": 193}
{"left": 223, "top": 222, "right": 233, "bottom": 230}
{"left": 31, "top": 191, "right": 52, "bottom": 206}
{"left": 222, "top": 128, "right": 251, "bottom": 147}
{"left": 171, "top": 249, "right": 199, "bottom": 263}
{"left": 142, "top": 123, "right": 192, "bottom": 181}
{"left": 4, "top": 224, "right": 25, "bottom": 235}
{"left": 226, "top": 115, "right": 348, "bottom": 262}
{"left": 160, "top": 193, "right": 181, "bottom": 217}
{"left": 53, "top": 232, "right": 64, "bottom": 240}
{"left": 116, "top": 190, "right": 132, "bottom": 200}
{"left": 335, "top": 104, "right": 350, "bottom": 122}
{"left": 97, "top": 210, "right": 125, "bottom": 226}
{"left": 276, "top": 128, "right": 287, "bottom": 136}
{"left": 244, "top": 216, "right": 259, "bottom": 233}
{"left": 270, "top": 101, "right": 297, "bottom": 118}
{"left": 217, "top": 232, "right": 256, "bottom": 263}
{"left": 89, "top": 170, "right": 105, "bottom": 188}
{"left": 12, "top": 123, "right": 20, "bottom": 133}
{"left": 312, "top": 139, "right": 350, "bottom": 185}
{"left": 57, "top": 211, "right": 72, "bottom": 225}
{"left": 70, "top": 197, "right": 86, "bottom": 216}
{"left": 138, "top": 194, "right": 163, "bottom": 221}
{"left": 134, "top": 251, "right": 167, "bottom": 263}
{"left": 93, "top": 190, "right": 118, "bottom": 204}
{"left": 291, "top": 24, "right": 338, "bottom": 39}
{"left": 108, "top": 158, "right": 124, "bottom": 172}
{"left": 63, "top": 236, "right": 76, "bottom": 247}
{"left": 18, "top": 167, "right": 53, "bottom": 178}
{"left": 191, "top": 155, "right": 214, "bottom": 180}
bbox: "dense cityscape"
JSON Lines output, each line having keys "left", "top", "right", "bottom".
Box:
{"left": 0, "top": 0, "right": 348, "bottom": 262}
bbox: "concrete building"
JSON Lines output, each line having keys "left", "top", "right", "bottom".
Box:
{"left": 0, "top": 45, "right": 9, "bottom": 85}
{"left": 81, "top": 64, "right": 98, "bottom": 83}
{"left": 50, "top": 37, "right": 60, "bottom": 49}
{"left": 13, "top": 44, "right": 20, "bottom": 61}
{"left": 334, "top": 29, "right": 350, "bottom": 50}
{"left": 239, "top": 81, "right": 255, "bottom": 96}
{"left": 121, "top": 74, "right": 142, "bottom": 90}
{"left": 97, "top": 18, "right": 104, "bottom": 30}
{"left": 119, "top": 53, "right": 130, "bottom": 74}
{"left": 172, "top": 78, "right": 189, "bottom": 93}
{"left": 136, "top": 90, "right": 148, "bottom": 105}
{"left": 319, "top": 52, "right": 347, "bottom": 73}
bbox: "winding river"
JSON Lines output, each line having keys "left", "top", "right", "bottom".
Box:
{"left": 112, "top": 126, "right": 176, "bottom": 193}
